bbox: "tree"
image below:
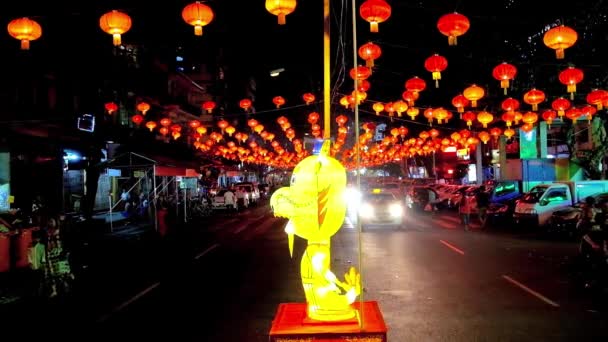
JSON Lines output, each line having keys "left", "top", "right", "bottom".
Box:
{"left": 566, "top": 116, "right": 608, "bottom": 180}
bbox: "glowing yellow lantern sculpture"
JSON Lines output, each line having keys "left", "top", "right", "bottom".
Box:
{"left": 270, "top": 141, "right": 361, "bottom": 322}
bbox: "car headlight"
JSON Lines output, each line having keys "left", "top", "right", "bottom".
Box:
{"left": 360, "top": 203, "right": 374, "bottom": 218}
{"left": 345, "top": 187, "right": 362, "bottom": 208}
{"left": 389, "top": 203, "right": 403, "bottom": 217}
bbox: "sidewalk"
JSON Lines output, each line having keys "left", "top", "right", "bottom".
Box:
{"left": 0, "top": 218, "right": 162, "bottom": 325}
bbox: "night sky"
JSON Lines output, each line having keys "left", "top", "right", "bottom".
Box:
{"left": 1, "top": 0, "right": 607, "bottom": 136}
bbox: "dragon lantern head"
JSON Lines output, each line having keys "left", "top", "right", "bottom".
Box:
{"left": 270, "top": 140, "right": 347, "bottom": 256}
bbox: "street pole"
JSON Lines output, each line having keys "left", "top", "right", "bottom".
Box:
{"left": 350, "top": 0, "right": 364, "bottom": 327}
{"left": 323, "top": 0, "right": 331, "bottom": 139}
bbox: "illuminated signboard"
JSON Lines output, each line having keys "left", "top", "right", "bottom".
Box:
{"left": 457, "top": 148, "right": 470, "bottom": 160}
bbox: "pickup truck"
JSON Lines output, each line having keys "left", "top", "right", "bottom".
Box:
{"left": 513, "top": 181, "right": 608, "bottom": 227}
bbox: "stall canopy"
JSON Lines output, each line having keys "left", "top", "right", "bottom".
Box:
{"left": 154, "top": 165, "right": 199, "bottom": 177}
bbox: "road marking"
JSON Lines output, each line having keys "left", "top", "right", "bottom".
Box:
{"left": 97, "top": 282, "right": 160, "bottom": 323}
{"left": 195, "top": 243, "right": 220, "bottom": 260}
{"left": 443, "top": 216, "right": 460, "bottom": 223}
{"left": 439, "top": 239, "right": 465, "bottom": 255}
{"left": 234, "top": 223, "right": 250, "bottom": 234}
{"left": 502, "top": 275, "right": 560, "bottom": 307}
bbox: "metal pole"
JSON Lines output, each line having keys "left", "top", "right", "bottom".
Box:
{"left": 184, "top": 187, "right": 187, "bottom": 223}
{"left": 351, "top": 0, "right": 363, "bottom": 327}
{"left": 109, "top": 193, "right": 113, "bottom": 233}
{"left": 153, "top": 165, "right": 157, "bottom": 232}
{"left": 323, "top": 0, "right": 331, "bottom": 139}
{"left": 175, "top": 176, "right": 179, "bottom": 218}
{"left": 476, "top": 141, "right": 483, "bottom": 185}
{"left": 432, "top": 150, "right": 436, "bottom": 181}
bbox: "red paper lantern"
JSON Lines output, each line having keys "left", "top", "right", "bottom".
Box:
{"left": 424, "top": 54, "right": 448, "bottom": 88}
{"left": 541, "top": 110, "right": 557, "bottom": 127}
{"left": 136, "top": 102, "right": 150, "bottom": 115}
{"left": 160, "top": 118, "right": 172, "bottom": 127}
{"left": 359, "top": 0, "right": 391, "bottom": 33}
{"left": 239, "top": 98, "right": 252, "bottom": 112}
{"left": 451, "top": 94, "right": 469, "bottom": 113}
{"left": 7, "top": 17, "right": 42, "bottom": 50}
{"left": 522, "top": 111, "right": 538, "bottom": 126}
{"left": 501, "top": 112, "right": 515, "bottom": 127}
{"left": 356, "top": 79, "right": 371, "bottom": 92}
{"left": 307, "top": 112, "right": 320, "bottom": 124}
{"left": 401, "top": 90, "right": 419, "bottom": 106}
{"left": 145, "top": 121, "right": 157, "bottom": 132}
{"left": 336, "top": 115, "right": 348, "bottom": 126}
{"left": 490, "top": 127, "right": 503, "bottom": 140}
{"left": 565, "top": 107, "right": 582, "bottom": 122}
{"left": 131, "top": 114, "right": 144, "bottom": 125}
{"left": 405, "top": 76, "right": 426, "bottom": 94}
{"left": 436, "top": 12, "right": 470, "bottom": 46}
{"left": 272, "top": 96, "right": 286, "bottom": 108}
{"left": 551, "top": 97, "right": 571, "bottom": 118}
{"left": 349, "top": 66, "right": 372, "bottom": 80}
{"left": 463, "top": 84, "right": 485, "bottom": 107}
{"left": 501, "top": 97, "right": 520, "bottom": 112}
{"left": 302, "top": 93, "right": 315, "bottom": 105}
{"left": 558, "top": 66, "right": 584, "bottom": 100}
{"left": 523, "top": 88, "right": 546, "bottom": 111}
{"left": 462, "top": 111, "right": 476, "bottom": 127}
{"left": 372, "top": 103, "right": 384, "bottom": 115}
{"left": 265, "top": 0, "right": 297, "bottom": 25}
{"left": 358, "top": 42, "right": 382, "bottom": 67}
{"left": 543, "top": 25, "right": 577, "bottom": 59}
{"left": 182, "top": 1, "right": 214, "bottom": 36}
{"left": 477, "top": 111, "right": 494, "bottom": 128}
{"left": 99, "top": 10, "right": 132, "bottom": 46}
{"left": 581, "top": 105, "right": 597, "bottom": 122}
{"left": 586, "top": 89, "right": 608, "bottom": 110}
{"left": 105, "top": 102, "right": 118, "bottom": 115}
{"left": 492, "top": 62, "right": 517, "bottom": 95}
{"left": 202, "top": 100, "right": 216, "bottom": 113}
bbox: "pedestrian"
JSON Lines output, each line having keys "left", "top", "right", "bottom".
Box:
{"left": 475, "top": 189, "right": 490, "bottom": 228}
{"left": 459, "top": 189, "right": 472, "bottom": 231}
{"left": 27, "top": 229, "right": 47, "bottom": 297}
{"left": 426, "top": 187, "right": 438, "bottom": 215}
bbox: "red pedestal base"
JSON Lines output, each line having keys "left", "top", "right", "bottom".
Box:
{"left": 269, "top": 301, "right": 387, "bottom": 342}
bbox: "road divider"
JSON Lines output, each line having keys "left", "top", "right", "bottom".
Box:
{"left": 439, "top": 239, "right": 465, "bottom": 255}
{"left": 502, "top": 275, "right": 560, "bottom": 307}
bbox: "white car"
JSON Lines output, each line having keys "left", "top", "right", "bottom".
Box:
{"left": 235, "top": 183, "right": 260, "bottom": 205}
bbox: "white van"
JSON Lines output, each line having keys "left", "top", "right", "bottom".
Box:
{"left": 514, "top": 181, "right": 608, "bottom": 227}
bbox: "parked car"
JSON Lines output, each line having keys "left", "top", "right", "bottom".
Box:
{"left": 547, "top": 192, "right": 608, "bottom": 238}
{"left": 212, "top": 189, "right": 239, "bottom": 211}
{"left": 514, "top": 181, "right": 608, "bottom": 227}
{"left": 234, "top": 182, "right": 260, "bottom": 205}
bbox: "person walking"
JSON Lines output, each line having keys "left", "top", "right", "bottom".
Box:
{"left": 459, "top": 190, "right": 472, "bottom": 231}
{"left": 475, "top": 189, "right": 490, "bottom": 228}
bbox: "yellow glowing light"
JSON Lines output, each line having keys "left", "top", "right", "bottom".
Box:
{"left": 270, "top": 140, "right": 361, "bottom": 322}
{"left": 372, "top": 188, "right": 381, "bottom": 194}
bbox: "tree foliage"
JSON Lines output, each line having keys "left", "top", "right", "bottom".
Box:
{"left": 566, "top": 116, "right": 608, "bottom": 180}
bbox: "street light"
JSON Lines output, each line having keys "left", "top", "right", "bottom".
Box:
{"left": 270, "top": 68, "right": 285, "bottom": 77}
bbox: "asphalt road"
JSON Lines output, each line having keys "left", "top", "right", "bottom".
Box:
{"left": 4, "top": 202, "right": 608, "bottom": 341}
